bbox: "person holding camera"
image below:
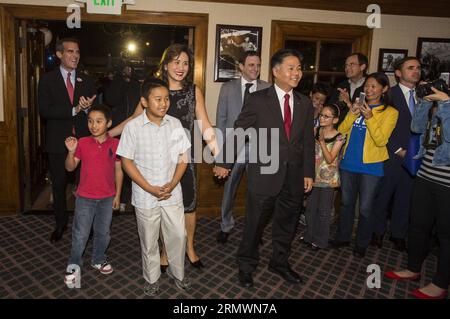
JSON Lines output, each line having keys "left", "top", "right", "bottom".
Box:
{"left": 385, "top": 86, "right": 450, "bottom": 299}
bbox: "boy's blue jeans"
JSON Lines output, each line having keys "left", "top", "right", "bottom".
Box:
{"left": 68, "top": 195, "right": 114, "bottom": 267}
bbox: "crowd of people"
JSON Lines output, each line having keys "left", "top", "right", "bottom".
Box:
{"left": 38, "top": 37, "right": 449, "bottom": 298}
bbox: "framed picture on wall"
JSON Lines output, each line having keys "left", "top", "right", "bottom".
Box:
{"left": 377, "top": 48, "right": 408, "bottom": 74}
{"left": 214, "top": 24, "right": 262, "bottom": 82}
{"left": 416, "top": 37, "right": 450, "bottom": 80}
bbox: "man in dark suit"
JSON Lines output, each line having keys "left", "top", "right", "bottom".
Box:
{"left": 328, "top": 53, "right": 368, "bottom": 123}
{"left": 215, "top": 51, "right": 271, "bottom": 244}
{"left": 38, "top": 38, "right": 96, "bottom": 243}
{"left": 214, "top": 49, "right": 315, "bottom": 288}
{"left": 371, "top": 57, "right": 421, "bottom": 251}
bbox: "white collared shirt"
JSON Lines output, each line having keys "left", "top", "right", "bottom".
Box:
{"left": 60, "top": 66, "right": 76, "bottom": 89}
{"left": 349, "top": 77, "right": 366, "bottom": 98}
{"left": 116, "top": 111, "right": 191, "bottom": 209}
{"left": 274, "top": 84, "right": 293, "bottom": 121}
{"left": 398, "top": 82, "right": 417, "bottom": 113}
{"left": 241, "top": 78, "right": 257, "bottom": 103}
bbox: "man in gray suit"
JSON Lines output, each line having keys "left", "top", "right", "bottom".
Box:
{"left": 216, "top": 51, "right": 271, "bottom": 244}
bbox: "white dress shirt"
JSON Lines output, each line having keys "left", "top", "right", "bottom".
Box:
{"left": 274, "top": 83, "right": 293, "bottom": 121}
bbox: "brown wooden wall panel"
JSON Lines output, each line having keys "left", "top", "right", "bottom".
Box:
{"left": 0, "top": 6, "right": 20, "bottom": 215}
{"left": 183, "top": 0, "right": 450, "bottom": 18}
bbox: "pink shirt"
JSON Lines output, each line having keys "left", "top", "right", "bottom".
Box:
{"left": 74, "top": 135, "right": 120, "bottom": 199}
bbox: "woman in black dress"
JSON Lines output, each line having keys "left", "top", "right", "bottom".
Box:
{"left": 110, "top": 44, "right": 217, "bottom": 269}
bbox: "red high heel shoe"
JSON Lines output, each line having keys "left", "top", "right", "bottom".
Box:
{"left": 411, "top": 288, "right": 448, "bottom": 299}
{"left": 384, "top": 271, "right": 420, "bottom": 281}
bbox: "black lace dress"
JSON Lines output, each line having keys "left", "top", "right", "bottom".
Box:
{"left": 167, "top": 84, "right": 197, "bottom": 213}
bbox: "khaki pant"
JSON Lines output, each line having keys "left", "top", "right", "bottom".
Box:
{"left": 135, "top": 204, "right": 186, "bottom": 284}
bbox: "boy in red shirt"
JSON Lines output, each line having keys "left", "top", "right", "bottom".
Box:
{"left": 64, "top": 104, "right": 123, "bottom": 287}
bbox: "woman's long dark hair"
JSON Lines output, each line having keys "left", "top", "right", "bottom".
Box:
{"left": 363, "top": 72, "right": 392, "bottom": 111}
{"left": 155, "top": 43, "right": 194, "bottom": 89}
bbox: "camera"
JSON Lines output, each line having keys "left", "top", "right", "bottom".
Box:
{"left": 416, "top": 79, "right": 449, "bottom": 98}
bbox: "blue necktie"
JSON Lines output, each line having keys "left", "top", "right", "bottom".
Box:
{"left": 408, "top": 89, "right": 415, "bottom": 114}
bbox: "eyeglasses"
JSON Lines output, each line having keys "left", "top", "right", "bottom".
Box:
{"left": 344, "top": 63, "right": 360, "bottom": 68}
{"left": 319, "top": 114, "right": 334, "bottom": 120}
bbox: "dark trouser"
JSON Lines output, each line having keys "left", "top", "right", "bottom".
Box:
{"left": 407, "top": 177, "right": 450, "bottom": 289}
{"left": 48, "top": 153, "right": 69, "bottom": 229}
{"left": 237, "top": 176, "right": 303, "bottom": 274}
{"left": 304, "top": 187, "right": 335, "bottom": 248}
{"left": 373, "top": 159, "right": 413, "bottom": 239}
{"left": 336, "top": 170, "right": 382, "bottom": 248}
{"left": 120, "top": 173, "right": 132, "bottom": 204}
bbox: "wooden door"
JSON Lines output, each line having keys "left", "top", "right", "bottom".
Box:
{"left": 17, "top": 21, "right": 47, "bottom": 211}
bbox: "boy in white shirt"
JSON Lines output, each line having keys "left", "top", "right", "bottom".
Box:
{"left": 117, "top": 79, "right": 191, "bottom": 296}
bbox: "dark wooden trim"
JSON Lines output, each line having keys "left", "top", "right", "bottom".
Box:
{"left": 0, "top": 4, "right": 209, "bottom": 214}
{"left": 182, "top": 0, "right": 450, "bottom": 18}
{"left": 270, "top": 20, "right": 372, "bottom": 80}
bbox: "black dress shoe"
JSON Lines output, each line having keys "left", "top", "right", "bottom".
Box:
{"left": 216, "top": 231, "right": 229, "bottom": 244}
{"left": 238, "top": 271, "right": 253, "bottom": 288}
{"left": 187, "top": 255, "right": 204, "bottom": 269}
{"left": 389, "top": 237, "right": 406, "bottom": 252}
{"left": 268, "top": 266, "right": 303, "bottom": 284}
{"left": 329, "top": 239, "right": 350, "bottom": 249}
{"left": 353, "top": 245, "right": 367, "bottom": 258}
{"left": 370, "top": 233, "right": 384, "bottom": 249}
{"left": 50, "top": 225, "right": 67, "bottom": 243}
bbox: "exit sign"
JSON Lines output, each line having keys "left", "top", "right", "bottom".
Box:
{"left": 76, "top": 0, "right": 135, "bottom": 15}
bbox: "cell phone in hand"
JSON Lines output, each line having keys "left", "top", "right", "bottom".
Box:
{"left": 358, "top": 92, "right": 366, "bottom": 106}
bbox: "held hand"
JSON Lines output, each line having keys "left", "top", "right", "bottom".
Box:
{"left": 424, "top": 87, "right": 450, "bottom": 102}
{"left": 112, "top": 196, "right": 120, "bottom": 210}
{"left": 359, "top": 102, "right": 373, "bottom": 119}
{"left": 337, "top": 88, "right": 351, "bottom": 105}
{"left": 397, "top": 149, "right": 407, "bottom": 158}
{"left": 159, "top": 182, "right": 174, "bottom": 200}
{"left": 350, "top": 101, "right": 361, "bottom": 116}
{"left": 65, "top": 136, "right": 78, "bottom": 152}
{"left": 304, "top": 178, "right": 313, "bottom": 193}
{"left": 318, "top": 128, "right": 325, "bottom": 143}
{"left": 213, "top": 166, "right": 230, "bottom": 179}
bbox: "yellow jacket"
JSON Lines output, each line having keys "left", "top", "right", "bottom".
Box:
{"left": 338, "top": 105, "right": 399, "bottom": 164}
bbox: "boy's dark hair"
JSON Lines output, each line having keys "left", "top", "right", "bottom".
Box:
{"left": 239, "top": 50, "right": 260, "bottom": 65}
{"left": 55, "top": 38, "right": 80, "bottom": 53}
{"left": 141, "top": 78, "right": 169, "bottom": 99}
{"left": 271, "top": 48, "right": 303, "bottom": 70}
{"left": 88, "top": 104, "right": 112, "bottom": 121}
{"left": 311, "top": 82, "right": 330, "bottom": 97}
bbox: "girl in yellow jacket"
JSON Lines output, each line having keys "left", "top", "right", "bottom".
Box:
{"left": 331, "top": 72, "right": 398, "bottom": 258}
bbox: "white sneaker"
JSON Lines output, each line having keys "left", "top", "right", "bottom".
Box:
{"left": 91, "top": 261, "right": 113, "bottom": 275}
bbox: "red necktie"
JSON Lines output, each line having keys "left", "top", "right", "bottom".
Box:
{"left": 66, "top": 72, "right": 74, "bottom": 105}
{"left": 283, "top": 93, "right": 292, "bottom": 140}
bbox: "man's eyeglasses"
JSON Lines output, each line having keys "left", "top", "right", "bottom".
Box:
{"left": 344, "top": 63, "right": 360, "bottom": 68}
{"left": 319, "top": 114, "right": 334, "bottom": 120}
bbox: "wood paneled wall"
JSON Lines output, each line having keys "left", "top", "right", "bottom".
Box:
{"left": 0, "top": 6, "right": 20, "bottom": 215}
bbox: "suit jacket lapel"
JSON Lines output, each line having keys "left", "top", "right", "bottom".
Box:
{"left": 267, "top": 86, "right": 288, "bottom": 142}
{"left": 235, "top": 79, "right": 243, "bottom": 110}
{"left": 290, "top": 92, "right": 301, "bottom": 141}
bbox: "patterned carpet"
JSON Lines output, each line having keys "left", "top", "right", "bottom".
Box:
{"left": 0, "top": 213, "right": 442, "bottom": 299}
